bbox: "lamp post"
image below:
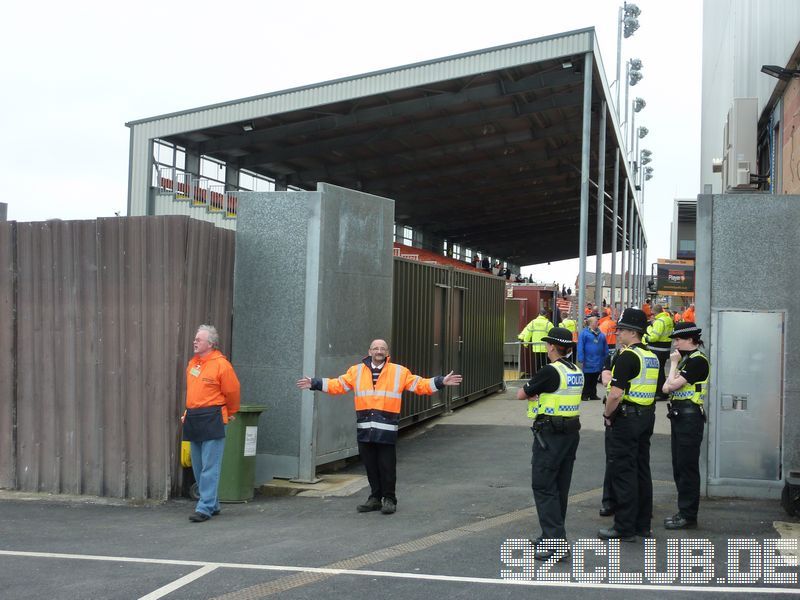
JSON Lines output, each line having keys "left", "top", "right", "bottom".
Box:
{"left": 615, "top": 3, "right": 641, "bottom": 117}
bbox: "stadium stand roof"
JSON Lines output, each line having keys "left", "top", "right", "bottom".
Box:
{"left": 127, "top": 27, "right": 644, "bottom": 266}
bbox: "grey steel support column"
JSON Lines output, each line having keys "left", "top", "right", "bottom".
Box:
{"left": 577, "top": 51, "right": 594, "bottom": 332}
{"left": 631, "top": 220, "right": 641, "bottom": 306}
{"left": 627, "top": 200, "right": 635, "bottom": 306}
{"left": 185, "top": 150, "right": 200, "bottom": 178}
{"left": 275, "top": 178, "right": 288, "bottom": 191}
{"left": 635, "top": 218, "right": 641, "bottom": 305}
{"left": 636, "top": 219, "right": 643, "bottom": 304}
{"left": 225, "top": 163, "right": 240, "bottom": 191}
{"left": 620, "top": 185, "right": 628, "bottom": 309}
{"left": 641, "top": 239, "right": 648, "bottom": 304}
{"left": 594, "top": 101, "right": 607, "bottom": 310}
{"left": 610, "top": 152, "right": 620, "bottom": 313}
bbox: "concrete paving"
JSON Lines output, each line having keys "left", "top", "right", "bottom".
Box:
{"left": 1, "top": 385, "right": 798, "bottom": 599}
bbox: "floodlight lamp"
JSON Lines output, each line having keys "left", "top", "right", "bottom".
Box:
{"left": 641, "top": 148, "right": 652, "bottom": 157}
{"left": 629, "top": 71, "right": 643, "bottom": 86}
{"left": 624, "top": 3, "right": 641, "bottom": 18}
{"left": 562, "top": 61, "right": 573, "bottom": 69}
{"left": 623, "top": 16, "right": 640, "bottom": 38}
{"left": 645, "top": 173, "right": 654, "bottom": 181}
{"left": 629, "top": 58, "right": 643, "bottom": 71}
{"left": 638, "top": 126, "right": 649, "bottom": 138}
{"left": 645, "top": 166, "right": 654, "bottom": 176}
{"left": 633, "top": 97, "right": 646, "bottom": 112}
{"left": 641, "top": 156, "right": 652, "bottom": 165}
{"left": 242, "top": 123, "right": 255, "bottom": 132}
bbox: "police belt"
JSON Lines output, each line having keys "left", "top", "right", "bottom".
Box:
{"left": 618, "top": 401, "right": 655, "bottom": 416}
{"left": 667, "top": 401, "right": 705, "bottom": 419}
{"left": 533, "top": 415, "right": 581, "bottom": 434}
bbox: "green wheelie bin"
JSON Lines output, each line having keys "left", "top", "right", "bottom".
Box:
{"left": 218, "top": 405, "right": 266, "bottom": 502}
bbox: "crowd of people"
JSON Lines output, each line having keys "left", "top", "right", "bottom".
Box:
{"left": 515, "top": 300, "right": 707, "bottom": 560}
{"left": 183, "top": 294, "right": 705, "bottom": 568}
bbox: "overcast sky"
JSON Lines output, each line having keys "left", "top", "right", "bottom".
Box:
{"left": 1, "top": 0, "right": 701, "bottom": 283}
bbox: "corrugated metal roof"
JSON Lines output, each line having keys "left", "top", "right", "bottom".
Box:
{"left": 127, "top": 29, "right": 593, "bottom": 130}
{"left": 128, "top": 26, "right": 647, "bottom": 265}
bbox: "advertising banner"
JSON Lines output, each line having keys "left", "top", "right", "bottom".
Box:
{"left": 657, "top": 259, "right": 695, "bottom": 297}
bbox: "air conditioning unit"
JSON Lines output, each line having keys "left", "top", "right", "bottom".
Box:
{"left": 711, "top": 97, "right": 758, "bottom": 191}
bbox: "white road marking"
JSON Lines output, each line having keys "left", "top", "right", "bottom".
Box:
{"left": 0, "top": 549, "right": 797, "bottom": 595}
{"left": 138, "top": 565, "right": 218, "bottom": 600}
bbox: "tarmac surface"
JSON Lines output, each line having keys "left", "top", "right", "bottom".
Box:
{"left": 2, "top": 384, "right": 799, "bottom": 599}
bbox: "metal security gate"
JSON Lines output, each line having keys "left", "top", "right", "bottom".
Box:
{"left": 392, "top": 258, "right": 504, "bottom": 426}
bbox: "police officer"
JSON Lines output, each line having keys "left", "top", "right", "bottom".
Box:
{"left": 598, "top": 340, "right": 628, "bottom": 518}
{"left": 643, "top": 304, "right": 675, "bottom": 400}
{"left": 661, "top": 322, "right": 709, "bottom": 529}
{"left": 516, "top": 327, "right": 583, "bottom": 561}
{"left": 598, "top": 309, "right": 659, "bottom": 541}
{"left": 518, "top": 309, "right": 554, "bottom": 375}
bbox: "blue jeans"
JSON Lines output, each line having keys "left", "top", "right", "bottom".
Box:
{"left": 190, "top": 436, "right": 226, "bottom": 516}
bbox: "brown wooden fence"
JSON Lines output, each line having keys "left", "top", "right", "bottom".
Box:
{"left": 0, "top": 216, "right": 234, "bottom": 499}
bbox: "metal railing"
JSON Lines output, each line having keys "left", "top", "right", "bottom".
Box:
{"left": 503, "top": 341, "right": 523, "bottom": 381}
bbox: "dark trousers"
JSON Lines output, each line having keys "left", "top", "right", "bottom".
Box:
{"left": 358, "top": 441, "right": 397, "bottom": 502}
{"left": 582, "top": 372, "right": 600, "bottom": 399}
{"left": 531, "top": 429, "right": 580, "bottom": 539}
{"left": 607, "top": 408, "right": 655, "bottom": 536}
{"left": 602, "top": 426, "right": 615, "bottom": 508}
{"left": 670, "top": 411, "right": 704, "bottom": 520}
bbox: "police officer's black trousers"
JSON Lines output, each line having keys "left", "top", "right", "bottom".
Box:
{"left": 607, "top": 409, "right": 655, "bottom": 536}
{"left": 602, "top": 426, "right": 615, "bottom": 508}
{"left": 652, "top": 348, "right": 670, "bottom": 397}
{"left": 670, "top": 411, "right": 704, "bottom": 520}
{"left": 531, "top": 429, "right": 579, "bottom": 539}
{"left": 358, "top": 441, "right": 397, "bottom": 502}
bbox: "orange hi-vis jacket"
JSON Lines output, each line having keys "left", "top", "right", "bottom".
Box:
{"left": 185, "top": 350, "right": 240, "bottom": 423}
{"left": 598, "top": 315, "right": 617, "bottom": 346}
{"left": 683, "top": 307, "right": 696, "bottom": 323}
{"left": 319, "top": 357, "right": 439, "bottom": 444}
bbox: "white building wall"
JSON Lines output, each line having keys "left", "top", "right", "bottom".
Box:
{"left": 700, "top": 0, "right": 800, "bottom": 192}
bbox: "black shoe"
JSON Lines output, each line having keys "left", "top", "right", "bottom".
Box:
{"left": 599, "top": 504, "right": 615, "bottom": 517}
{"left": 356, "top": 497, "right": 382, "bottom": 513}
{"left": 534, "top": 547, "right": 571, "bottom": 562}
{"left": 381, "top": 498, "right": 397, "bottom": 514}
{"left": 212, "top": 509, "right": 221, "bottom": 516}
{"left": 189, "top": 511, "right": 210, "bottom": 522}
{"left": 664, "top": 514, "right": 697, "bottom": 530}
{"left": 597, "top": 527, "right": 636, "bottom": 542}
{"left": 590, "top": 396, "right": 601, "bottom": 400}
{"left": 636, "top": 528, "right": 654, "bottom": 538}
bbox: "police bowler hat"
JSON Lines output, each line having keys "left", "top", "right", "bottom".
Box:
{"left": 541, "top": 327, "right": 576, "bottom": 347}
{"left": 670, "top": 322, "right": 702, "bottom": 338}
{"left": 616, "top": 308, "right": 648, "bottom": 333}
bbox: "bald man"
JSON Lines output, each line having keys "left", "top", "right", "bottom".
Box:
{"left": 298, "top": 339, "right": 461, "bottom": 514}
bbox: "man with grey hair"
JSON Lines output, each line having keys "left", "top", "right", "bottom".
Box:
{"left": 182, "top": 325, "right": 240, "bottom": 522}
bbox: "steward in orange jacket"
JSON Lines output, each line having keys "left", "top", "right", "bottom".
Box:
{"left": 298, "top": 339, "right": 461, "bottom": 514}
{"left": 682, "top": 304, "right": 695, "bottom": 323}
{"left": 598, "top": 314, "right": 617, "bottom": 347}
{"left": 183, "top": 325, "right": 241, "bottom": 523}
{"left": 185, "top": 348, "right": 241, "bottom": 423}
